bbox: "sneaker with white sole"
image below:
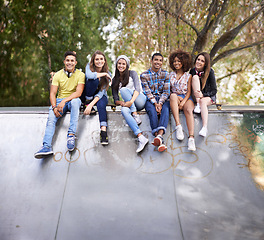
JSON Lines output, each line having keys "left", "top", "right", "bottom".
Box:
{"left": 136, "top": 135, "right": 149, "bottom": 153}
{"left": 67, "top": 135, "right": 76, "bottom": 151}
{"left": 175, "top": 124, "right": 184, "bottom": 140}
{"left": 34, "top": 146, "right": 53, "bottom": 159}
{"left": 188, "top": 138, "right": 196, "bottom": 151}
{"left": 153, "top": 135, "right": 167, "bottom": 152}
{"left": 199, "top": 126, "right": 208, "bottom": 137}
{"left": 152, "top": 135, "right": 163, "bottom": 146}
{"left": 194, "top": 104, "right": 201, "bottom": 113}
{"left": 158, "top": 143, "right": 167, "bottom": 152}
{"left": 132, "top": 114, "right": 142, "bottom": 125}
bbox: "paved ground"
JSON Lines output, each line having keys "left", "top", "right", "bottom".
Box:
{"left": 0, "top": 107, "right": 264, "bottom": 240}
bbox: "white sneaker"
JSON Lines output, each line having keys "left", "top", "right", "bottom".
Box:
{"left": 194, "top": 104, "right": 201, "bottom": 113}
{"left": 188, "top": 138, "right": 196, "bottom": 151}
{"left": 175, "top": 124, "right": 184, "bottom": 140}
{"left": 199, "top": 126, "right": 208, "bottom": 137}
{"left": 133, "top": 114, "right": 142, "bottom": 125}
{"left": 136, "top": 135, "right": 149, "bottom": 153}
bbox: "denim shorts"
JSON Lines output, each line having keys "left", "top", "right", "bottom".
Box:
{"left": 177, "top": 94, "right": 194, "bottom": 103}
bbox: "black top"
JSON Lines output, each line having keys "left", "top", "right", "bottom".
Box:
{"left": 190, "top": 68, "right": 217, "bottom": 98}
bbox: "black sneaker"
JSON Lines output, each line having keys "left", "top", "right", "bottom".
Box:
{"left": 100, "top": 130, "right": 108, "bottom": 145}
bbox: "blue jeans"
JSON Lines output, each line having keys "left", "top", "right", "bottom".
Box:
{"left": 120, "top": 87, "right": 146, "bottom": 136}
{"left": 84, "top": 79, "right": 108, "bottom": 127}
{"left": 145, "top": 97, "right": 170, "bottom": 136}
{"left": 84, "top": 78, "right": 99, "bottom": 98}
{"left": 43, "top": 98, "right": 81, "bottom": 148}
{"left": 97, "top": 95, "right": 108, "bottom": 127}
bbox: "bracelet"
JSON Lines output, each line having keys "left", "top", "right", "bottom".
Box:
{"left": 52, "top": 105, "right": 57, "bottom": 110}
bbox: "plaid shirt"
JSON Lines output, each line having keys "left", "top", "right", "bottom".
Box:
{"left": 140, "top": 68, "right": 170, "bottom": 105}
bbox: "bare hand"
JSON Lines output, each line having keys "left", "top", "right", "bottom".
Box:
{"left": 123, "top": 101, "right": 132, "bottom": 108}
{"left": 194, "top": 90, "right": 203, "bottom": 98}
{"left": 119, "top": 101, "right": 125, "bottom": 107}
{"left": 177, "top": 96, "right": 183, "bottom": 102}
{"left": 84, "top": 105, "right": 92, "bottom": 115}
{"left": 49, "top": 72, "right": 55, "bottom": 83}
{"left": 53, "top": 108, "right": 62, "bottom": 117}
{"left": 105, "top": 73, "right": 111, "bottom": 80}
{"left": 155, "top": 103, "right": 162, "bottom": 114}
{"left": 179, "top": 100, "right": 186, "bottom": 110}
{"left": 106, "top": 73, "right": 112, "bottom": 86}
{"left": 57, "top": 101, "right": 65, "bottom": 113}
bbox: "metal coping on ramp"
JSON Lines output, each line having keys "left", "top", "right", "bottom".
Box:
{"left": 0, "top": 105, "right": 264, "bottom": 114}
{"left": 0, "top": 106, "right": 264, "bottom": 240}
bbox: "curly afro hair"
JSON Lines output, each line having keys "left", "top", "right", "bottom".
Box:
{"left": 169, "top": 50, "right": 192, "bottom": 72}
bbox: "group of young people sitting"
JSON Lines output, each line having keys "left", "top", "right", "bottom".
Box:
{"left": 34, "top": 50, "right": 217, "bottom": 159}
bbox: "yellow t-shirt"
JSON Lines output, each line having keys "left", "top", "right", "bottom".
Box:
{"left": 52, "top": 69, "right": 85, "bottom": 98}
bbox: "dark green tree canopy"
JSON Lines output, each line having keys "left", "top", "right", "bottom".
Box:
{"left": 0, "top": 0, "right": 120, "bottom": 106}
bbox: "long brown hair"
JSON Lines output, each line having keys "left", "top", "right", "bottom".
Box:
{"left": 194, "top": 52, "right": 211, "bottom": 90}
{"left": 89, "top": 50, "right": 109, "bottom": 91}
{"left": 112, "top": 62, "right": 130, "bottom": 93}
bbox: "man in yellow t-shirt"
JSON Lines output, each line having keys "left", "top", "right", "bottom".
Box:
{"left": 35, "top": 51, "right": 85, "bottom": 159}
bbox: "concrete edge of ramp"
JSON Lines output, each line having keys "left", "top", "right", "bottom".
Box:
{"left": 0, "top": 105, "right": 264, "bottom": 114}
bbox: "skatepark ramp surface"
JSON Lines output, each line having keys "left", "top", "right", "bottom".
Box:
{"left": 1, "top": 106, "right": 264, "bottom": 240}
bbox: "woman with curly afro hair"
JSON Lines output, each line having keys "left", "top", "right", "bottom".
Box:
{"left": 169, "top": 50, "right": 196, "bottom": 151}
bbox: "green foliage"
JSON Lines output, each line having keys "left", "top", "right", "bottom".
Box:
{"left": 0, "top": 0, "right": 120, "bottom": 106}
{"left": 1, "top": 0, "right": 263, "bottom": 106}
{"left": 114, "top": 0, "right": 264, "bottom": 104}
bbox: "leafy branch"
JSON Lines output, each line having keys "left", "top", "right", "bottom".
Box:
{"left": 212, "top": 40, "right": 264, "bottom": 65}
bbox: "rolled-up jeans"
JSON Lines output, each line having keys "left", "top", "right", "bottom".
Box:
{"left": 43, "top": 98, "right": 81, "bottom": 148}
{"left": 119, "top": 87, "right": 146, "bottom": 136}
{"left": 144, "top": 97, "right": 170, "bottom": 136}
{"left": 97, "top": 95, "right": 108, "bottom": 127}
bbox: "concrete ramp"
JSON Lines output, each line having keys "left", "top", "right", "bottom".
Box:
{"left": 0, "top": 107, "right": 264, "bottom": 240}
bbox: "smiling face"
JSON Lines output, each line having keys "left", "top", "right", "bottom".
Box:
{"left": 173, "top": 57, "right": 183, "bottom": 71}
{"left": 195, "top": 54, "right": 206, "bottom": 71}
{"left": 94, "top": 54, "right": 105, "bottom": 71}
{"left": 151, "top": 55, "right": 163, "bottom": 72}
{"left": 117, "top": 58, "right": 127, "bottom": 73}
{"left": 64, "top": 55, "right": 77, "bottom": 72}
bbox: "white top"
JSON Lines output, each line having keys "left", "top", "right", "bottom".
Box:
{"left": 170, "top": 71, "right": 191, "bottom": 95}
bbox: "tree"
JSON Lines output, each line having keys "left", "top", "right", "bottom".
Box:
{"left": 0, "top": 0, "right": 120, "bottom": 106}
{"left": 115, "top": 0, "right": 263, "bottom": 65}
{"left": 113, "top": 0, "right": 264, "bottom": 104}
